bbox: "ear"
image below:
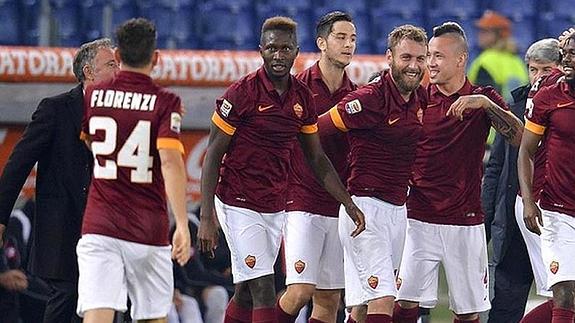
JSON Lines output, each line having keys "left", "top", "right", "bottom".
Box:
{"left": 317, "top": 37, "right": 327, "bottom": 52}
{"left": 458, "top": 51, "right": 468, "bottom": 67}
{"left": 82, "top": 64, "right": 92, "bottom": 81}
{"left": 114, "top": 48, "right": 121, "bottom": 64}
{"left": 151, "top": 50, "right": 159, "bottom": 67}
{"left": 259, "top": 44, "right": 263, "bottom": 56}
{"left": 386, "top": 48, "right": 393, "bottom": 62}
{"left": 295, "top": 46, "right": 300, "bottom": 57}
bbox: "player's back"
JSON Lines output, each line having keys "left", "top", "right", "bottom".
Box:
{"left": 82, "top": 70, "right": 183, "bottom": 246}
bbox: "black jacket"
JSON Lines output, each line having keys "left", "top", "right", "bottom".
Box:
{"left": 482, "top": 84, "right": 530, "bottom": 264}
{"left": 0, "top": 84, "right": 92, "bottom": 281}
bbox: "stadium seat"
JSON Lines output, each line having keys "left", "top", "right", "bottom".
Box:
{"left": 200, "top": 2, "right": 257, "bottom": 50}
{"left": 0, "top": 0, "right": 20, "bottom": 45}
{"left": 110, "top": 0, "right": 139, "bottom": 31}
{"left": 21, "top": 0, "right": 41, "bottom": 45}
{"left": 511, "top": 18, "right": 536, "bottom": 55}
{"left": 487, "top": 0, "right": 536, "bottom": 20}
{"left": 255, "top": 4, "right": 314, "bottom": 52}
{"left": 370, "top": 0, "right": 423, "bottom": 16}
{"left": 540, "top": 15, "right": 575, "bottom": 40}
{"left": 428, "top": 0, "right": 479, "bottom": 20}
{"left": 370, "top": 12, "right": 425, "bottom": 53}
{"left": 541, "top": 0, "right": 575, "bottom": 19}
{"left": 49, "top": 1, "right": 83, "bottom": 46}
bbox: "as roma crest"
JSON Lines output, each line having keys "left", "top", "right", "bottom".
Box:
{"left": 294, "top": 260, "right": 306, "bottom": 274}
{"left": 368, "top": 275, "right": 379, "bottom": 289}
{"left": 550, "top": 261, "right": 559, "bottom": 275}
{"left": 395, "top": 277, "right": 402, "bottom": 290}
{"left": 245, "top": 255, "right": 256, "bottom": 269}
{"left": 293, "top": 103, "right": 303, "bottom": 118}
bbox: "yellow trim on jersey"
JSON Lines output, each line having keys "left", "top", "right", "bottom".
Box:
{"left": 211, "top": 112, "right": 236, "bottom": 135}
{"left": 525, "top": 120, "right": 546, "bottom": 135}
{"left": 157, "top": 138, "right": 185, "bottom": 155}
{"left": 329, "top": 106, "right": 348, "bottom": 132}
{"left": 301, "top": 123, "right": 318, "bottom": 134}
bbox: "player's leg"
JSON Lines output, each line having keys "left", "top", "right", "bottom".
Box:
{"left": 347, "top": 305, "right": 367, "bottom": 323}
{"left": 278, "top": 211, "right": 326, "bottom": 321}
{"left": 308, "top": 214, "right": 345, "bottom": 323}
{"left": 540, "top": 209, "right": 575, "bottom": 322}
{"left": 442, "top": 224, "right": 489, "bottom": 323}
{"left": 77, "top": 234, "right": 128, "bottom": 323}
{"left": 395, "top": 220, "right": 442, "bottom": 323}
{"left": 227, "top": 282, "right": 253, "bottom": 323}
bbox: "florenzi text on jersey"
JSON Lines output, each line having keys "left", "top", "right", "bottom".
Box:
{"left": 90, "top": 89, "right": 158, "bottom": 111}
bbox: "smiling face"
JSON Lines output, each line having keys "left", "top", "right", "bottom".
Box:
{"left": 562, "top": 37, "right": 575, "bottom": 84}
{"left": 427, "top": 34, "right": 467, "bottom": 86}
{"left": 318, "top": 20, "right": 356, "bottom": 68}
{"left": 388, "top": 38, "right": 427, "bottom": 94}
{"left": 259, "top": 29, "right": 299, "bottom": 81}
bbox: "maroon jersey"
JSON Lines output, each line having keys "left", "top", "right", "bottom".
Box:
{"left": 526, "top": 81, "right": 575, "bottom": 217}
{"left": 82, "top": 71, "right": 184, "bottom": 246}
{"left": 212, "top": 67, "right": 318, "bottom": 213}
{"left": 322, "top": 70, "right": 425, "bottom": 205}
{"left": 407, "top": 80, "right": 507, "bottom": 225}
{"left": 287, "top": 62, "right": 356, "bottom": 217}
{"left": 521, "top": 68, "right": 565, "bottom": 200}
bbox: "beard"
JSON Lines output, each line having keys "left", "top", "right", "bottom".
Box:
{"left": 391, "top": 60, "right": 424, "bottom": 94}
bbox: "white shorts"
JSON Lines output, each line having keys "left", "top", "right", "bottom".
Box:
{"left": 540, "top": 208, "right": 575, "bottom": 289}
{"left": 397, "top": 219, "right": 490, "bottom": 315}
{"left": 339, "top": 196, "right": 407, "bottom": 307}
{"left": 215, "top": 196, "right": 286, "bottom": 283}
{"left": 284, "top": 211, "right": 344, "bottom": 289}
{"left": 76, "top": 234, "right": 173, "bottom": 320}
{"left": 515, "top": 196, "right": 553, "bottom": 297}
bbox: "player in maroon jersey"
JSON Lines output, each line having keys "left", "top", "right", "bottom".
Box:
{"left": 518, "top": 30, "right": 575, "bottom": 323}
{"left": 318, "top": 24, "right": 428, "bottom": 323}
{"left": 198, "top": 16, "right": 365, "bottom": 323}
{"left": 393, "top": 22, "right": 523, "bottom": 323}
{"left": 276, "top": 11, "right": 357, "bottom": 323}
{"left": 77, "top": 18, "right": 191, "bottom": 323}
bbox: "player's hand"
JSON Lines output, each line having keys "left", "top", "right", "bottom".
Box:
{"left": 0, "top": 224, "right": 5, "bottom": 248}
{"left": 0, "top": 269, "right": 28, "bottom": 291}
{"left": 523, "top": 199, "right": 543, "bottom": 235}
{"left": 447, "top": 94, "right": 491, "bottom": 120}
{"left": 172, "top": 225, "right": 191, "bottom": 266}
{"left": 198, "top": 208, "right": 220, "bottom": 257}
{"left": 344, "top": 202, "right": 365, "bottom": 237}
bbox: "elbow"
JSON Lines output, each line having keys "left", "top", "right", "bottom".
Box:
{"left": 509, "top": 126, "right": 523, "bottom": 147}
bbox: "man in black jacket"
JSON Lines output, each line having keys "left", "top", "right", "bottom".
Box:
{"left": 482, "top": 38, "right": 562, "bottom": 323}
{"left": 0, "top": 38, "right": 118, "bottom": 323}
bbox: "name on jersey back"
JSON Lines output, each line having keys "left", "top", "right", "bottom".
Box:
{"left": 90, "top": 89, "right": 157, "bottom": 111}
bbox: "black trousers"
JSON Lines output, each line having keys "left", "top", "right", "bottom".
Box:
{"left": 43, "top": 279, "right": 82, "bottom": 323}
{"left": 488, "top": 227, "right": 534, "bottom": 323}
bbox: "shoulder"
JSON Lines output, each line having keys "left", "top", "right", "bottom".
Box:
{"left": 472, "top": 85, "right": 504, "bottom": 102}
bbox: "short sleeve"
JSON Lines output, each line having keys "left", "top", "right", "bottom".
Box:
{"left": 330, "top": 83, "right": 385, "bottom": 131}
{"left": 212, "top": 82, "right": 246, "bottom": 136}
{"left": 525, "top": 88, "right": 551, "bottom": 136}
{"left": 157, "top": 92, "right": 185, "bottom": 154}
{"left": 482, "top": 87, "right": 508, "bottom": 112}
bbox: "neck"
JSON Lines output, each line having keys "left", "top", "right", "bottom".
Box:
{"left": 390, "top": 72, "right": 413, "bottom": 102}
{"left": 122, "top": 64, "right": 152, "bottom": 76}
{"left": 436, "top": 73, "right": 466, "bottom": 96}
{"left": 268, "top": 73, "right": 290, "bottom": 95}
{"left": 318, "top": 58, "right": 345, "bottom": 93}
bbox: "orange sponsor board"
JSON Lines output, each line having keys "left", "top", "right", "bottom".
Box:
{"left": 0, "top": 126, "right": 210, "bottom": 204}
{"left": 0, "top": 46, "right": 388, "bottom": 86}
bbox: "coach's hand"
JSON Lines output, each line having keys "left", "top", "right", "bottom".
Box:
{"left": 344, "top": 202, "right": 365, "bottom": 237}
{"left": 198, "top": 208, "right": 220, "bottom": 258}
{"left": 172, "top": 225, "right": 191, "bottom": 266}
{"left": 523, "top": 199, "right": 543, "bottom": 235}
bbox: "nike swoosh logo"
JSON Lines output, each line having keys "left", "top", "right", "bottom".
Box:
{"left": 557, "top": 102, "right": 574, "bottom": 108}
{"left": 258, "top": 104, "right": 274, "bottom": 112}
{"left": 427, "top": 103, "right": 441, "bottom": 108}
{"left": 388, "top": 117, "right": 400, "bottom": 125}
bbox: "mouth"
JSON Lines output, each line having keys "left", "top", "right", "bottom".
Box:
{"left": 404, "top": 70, "right": 420, "bottom": 80}
{"left": 428, "top": 70, "right": 439, "bottom": 78}
{"left": 564, "top": 66, "right": 574, "bottom": 74}
{"left": 271, "top": 63, "right": 287, "bottom": 73}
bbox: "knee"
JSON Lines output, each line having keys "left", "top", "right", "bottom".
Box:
{"left": 312, "top": 290, "right": 341, "bottom": 313}
{"left": 248, "top": 275, "right": 276, "bottom": 307}
{"left": 455, "top": 312, "right": 479, "bottom": 321}
{"left": 285, "top": 284, "right": 315, "bottom": 306}
{"left": 553, "top": 282, "right": 575, "bottom": 309}
{"left": 397, "top": 300, "right": 419, "bottom": 309}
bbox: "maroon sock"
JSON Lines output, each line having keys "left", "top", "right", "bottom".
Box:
{"left": 347, "top": 316, "right": 357, "bottom": 323}
{"left": 309, "top": 319, "right": 327, "bottom": 323}
{"left": 365, "top": 313, "right": 392, "bottom": 323}
{"left": 552, "top": 307, "right": 575, "bottom": 323}
{"left": 224, "top": 299, "right": 252, "bottom": 323}
{"left": 253, "top": 307, "right": 276, "bottom": 323}
{"left": 453, "top": 318, "right": 480, "bottom": 323}
{"left": 275, "top": 298, "right": 297, "bottom": 323}
{"left": 520, "top": 300, "right": 554, "bottom": 323}
{"left": 392, "top": 303, "right": 418, "bottom": 323}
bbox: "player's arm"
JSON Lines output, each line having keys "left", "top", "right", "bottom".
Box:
{"left": 298, "top": 132, "right": 365, "bottom": 237}
{"left": 198, "top": 123, "right": 232, "bottom": 254}
{"left": 481, "top": 133, "right": 506, "bottom": 243}
{"left": 447, "top": 94, "right": 524, "bottom": 146}
{"left": 159, "top": 147, "right": 191, "bottom": 266}
{"left": 318, "top": 106, "right": 348, "bottom": 136}
{"left": 517, "top": 128, "right": 544, "bottom": 235}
